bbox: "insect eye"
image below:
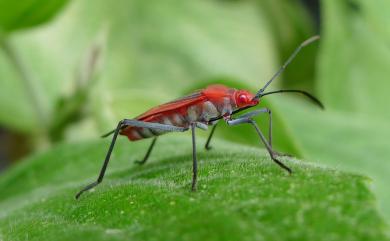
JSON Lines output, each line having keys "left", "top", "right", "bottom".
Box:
{"left": 238, "top": 94, "right": 248, "bottom": 103}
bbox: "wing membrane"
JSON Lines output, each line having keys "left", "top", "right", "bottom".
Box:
{"left": 136, "top": 91, "right": 206, "bottom": 120}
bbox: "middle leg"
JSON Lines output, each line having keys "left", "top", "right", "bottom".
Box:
{"left": 134, "top": 137, "right": 158, "bottom": 165}
{"left": 204, "top": 109, "right": 274, "bottom": 150}
{"left": 205, "top": 123, "right": 217, "bottom": 150}
{"left": 191, "top": 123, "right": 198, "bottom": 191}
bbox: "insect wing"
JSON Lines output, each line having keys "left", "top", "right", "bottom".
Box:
{"left": 136, "top": 91, "right": 206, "bottom": 120}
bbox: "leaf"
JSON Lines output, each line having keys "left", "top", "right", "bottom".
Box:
{"left": 0, "top": 0, "right": 69, "bottom": 33}
{"left": 281, "top": 0, "right": 390, "bottom": 225}
{"left": 0, "top": 136, "right": 387, "bottom": 240}
{"left": 0, "top": 47, "right": 39, "bottom": 132}
{"left": 318, "top": 0, "right": 390, "bottom": 119}
{"left": 271, "top": 96, "right": 390, "bottom": 225}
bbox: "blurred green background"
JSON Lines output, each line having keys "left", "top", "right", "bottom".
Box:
{"left": 1, "top": 0, "right": 390, "bottom": 240}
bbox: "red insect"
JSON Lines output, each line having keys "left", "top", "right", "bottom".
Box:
{"left": 76, "top": 36, "right": 323, "bottom": 199}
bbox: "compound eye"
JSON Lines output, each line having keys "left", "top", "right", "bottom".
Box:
{"left": 238, "top": 94, "right": 248, "bottom": 104}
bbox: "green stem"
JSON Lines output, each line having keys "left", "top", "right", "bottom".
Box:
{"left": 0, "top": 37, "right": 48, "bottom": 128}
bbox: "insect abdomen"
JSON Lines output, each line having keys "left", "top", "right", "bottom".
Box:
{"left": 120, "top": 112, "right": 188, "bottom": 141}
{"left": 183, "top": 99, "right": 233, "bottom": 124}
{"left": 121, "top": 99, "right": 234, "bottom": 141}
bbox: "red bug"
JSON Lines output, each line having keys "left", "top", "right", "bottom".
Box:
{"left": 76, "top": 36, "right": 323, "bottom": 199}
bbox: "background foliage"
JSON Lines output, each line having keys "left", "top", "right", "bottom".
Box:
{"left": 0, "top": 0, "right": 389, "bottom": 240}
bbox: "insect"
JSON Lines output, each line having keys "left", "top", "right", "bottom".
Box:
{"left": 75, "top": 35, "right": 323, "bottom": 199}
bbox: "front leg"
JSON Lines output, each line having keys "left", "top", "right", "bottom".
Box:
{"left": 205, "top": 109, "right": 273, "bottom": 151}
{"left": 226, "top": 113, "right": 292, "bottom": 174}
{"left": 232, "top": 108, "right": 291, "bottom": 157}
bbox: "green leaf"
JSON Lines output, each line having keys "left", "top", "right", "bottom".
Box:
{"left": 318, "top": 0, "right": 390, "bottom": 119}
{"left": 0, "top": 0, "right": 69, "bottom": 33}
{"left": 283, "top": 0, "right": 390, "bottom": 225}
{"left": 0, "top": 46, "right": 39, "bottom": 132}
{"left": 0, "top": 136, "right": 387, "bottom": 240}
{"left": 271, "top": 96, "right": 390, "bottom": 225}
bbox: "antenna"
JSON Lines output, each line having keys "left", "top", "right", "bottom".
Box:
{"left": 254, "top": 35, "right": 320, "bottom": 100}
{"left": 260, "top": 89, "right": 324, "bottom": 109}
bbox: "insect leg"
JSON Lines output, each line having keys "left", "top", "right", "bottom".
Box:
{"left": 234, "top": 109, "right": 291, "bottom": 157}
{"left": 134, "top": 137, "right": 158, "bottom": 165}
{"left": 234, "top": 108, "right": 271, "bottom": 144}
{"left": 205, "top": 123, "right": 218, "bottom": 150}
{"left": 75, "top": 120, "right": 124, "bottom": 199}
{"left": 122, "top": 119, "right": 188, "bottom": 132}
{"left": 76, "top": 120, "right": 188, "bottom": 199}
{"left": 100, "top": 118, "right": 187, "bottom": 138}
{"left": 191, "top": 123, "right": 198, "bottom": 191}
{"left": 205, "top": 109, "right": 270, "bottom": 151}
{"left": 248, "top": 119, "right": 292, "bottom": 173}
{"left": 227, "top": 116, "right": 292, "bottom": 174}
{"left": 266, "top": 109, "right": 272, "bottom": 148}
